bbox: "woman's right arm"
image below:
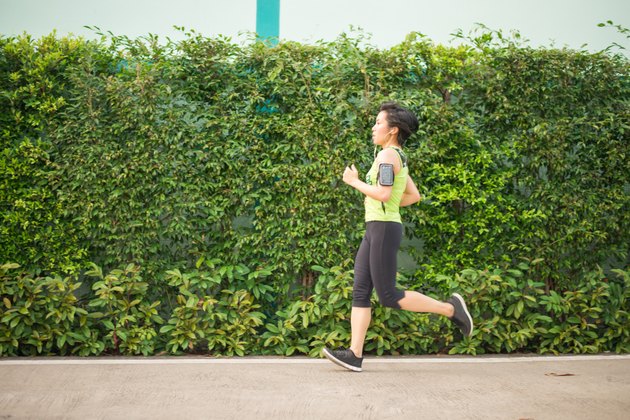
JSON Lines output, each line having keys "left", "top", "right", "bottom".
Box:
{"left": 400, "top": 175, "right": 422, "bottom": 207}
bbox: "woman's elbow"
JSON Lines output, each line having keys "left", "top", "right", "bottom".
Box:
{"left": 378, "top": 190, "right": 393, "bottom": 203}
{"left": 405, "top": 191, "right": 421, "bottom": 205}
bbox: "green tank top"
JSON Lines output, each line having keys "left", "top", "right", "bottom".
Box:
{"left": 364, "top": 147, "right": 408, "bottom": 223}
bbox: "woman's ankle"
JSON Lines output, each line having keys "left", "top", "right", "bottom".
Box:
{"left": 350, "top": 347, "right": 362, "bottom": 358}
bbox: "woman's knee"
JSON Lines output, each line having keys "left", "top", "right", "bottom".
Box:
{"left": 376, "top": 289, "right": 403, "bottom": 309}
{"left": 352, "top": 296, "right": 372, "bottom": 308}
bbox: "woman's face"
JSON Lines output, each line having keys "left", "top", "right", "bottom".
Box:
{"left": 372, "top": 111, "right": 394, "bottom": 146}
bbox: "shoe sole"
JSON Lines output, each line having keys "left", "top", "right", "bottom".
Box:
{"left": 322, "top": 348, "right": 362, "bottom": 372}
{"left": 452, "top": 293, "right": 474, "bottom": 337}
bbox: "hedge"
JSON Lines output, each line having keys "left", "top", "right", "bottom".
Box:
{"left": 1, "top": 28, "right": 628, "bottom": 356}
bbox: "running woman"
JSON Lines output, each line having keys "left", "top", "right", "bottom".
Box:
{"left": 323, "top": 102, "right": 473, "bottom": 372}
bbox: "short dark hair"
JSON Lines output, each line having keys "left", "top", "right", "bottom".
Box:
{"left": 379, "top": 102, "right": 419, "bottom": 146}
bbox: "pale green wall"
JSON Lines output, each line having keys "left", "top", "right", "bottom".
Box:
{"left": 1, "top": 0, "right": 628, "bottom": 52}
{"left": 281, "top": 0, "right": 630, "bottom": 52}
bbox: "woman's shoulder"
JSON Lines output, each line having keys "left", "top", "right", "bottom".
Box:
{"left": 377, "top": 147, "right": 407, "bottom": 169}
{"left": 376, "top": 147, "right": 400, "bottom": 163}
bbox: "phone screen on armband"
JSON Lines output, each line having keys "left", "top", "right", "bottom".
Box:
{"left": 378, "top": 163, "right": 394, "bottom": 186}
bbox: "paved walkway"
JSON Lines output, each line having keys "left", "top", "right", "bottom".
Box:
{"left": 1, "top": 354, "right": 629, "bottom": 419}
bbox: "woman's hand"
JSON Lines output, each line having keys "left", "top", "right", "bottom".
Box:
{"left": 343, "top": 164, "right": 359, "bottom": 187}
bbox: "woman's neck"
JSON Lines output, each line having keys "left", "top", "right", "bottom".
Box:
{"left": 383, "top": 139, "right": 401, "bottom": 149}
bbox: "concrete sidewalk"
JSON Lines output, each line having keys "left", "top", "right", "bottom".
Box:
{"left": 1, "top": 354, "right": 629, "bottom": 420}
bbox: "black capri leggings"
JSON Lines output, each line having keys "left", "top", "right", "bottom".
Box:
{"left": 352, "top": 221, "right": 405, "bottom": 309}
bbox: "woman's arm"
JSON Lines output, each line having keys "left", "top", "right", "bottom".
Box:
{"left": 343, "top": 164, "right": 393, "bottom": 202}
{"left": 399, "top": 175, "right": 422, "bottom": 207}
{"left": 343, "top": 149, "right": 400, "bottom": 202}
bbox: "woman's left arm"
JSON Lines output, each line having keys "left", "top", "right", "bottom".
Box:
{"left": 399, "top": 175, "right": 422, "bottom": 207}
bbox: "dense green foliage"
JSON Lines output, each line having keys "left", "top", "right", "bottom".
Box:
{"left": 1, "top": 29, "right": 628, "bottom": 356}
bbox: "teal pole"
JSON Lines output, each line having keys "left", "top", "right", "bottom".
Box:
{"left": 256, "top": 0, "right": 280, "bottom": 46}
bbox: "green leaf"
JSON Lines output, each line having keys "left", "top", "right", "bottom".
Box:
{"left": 57, "top": 335, "right": 67, "bottom": 348}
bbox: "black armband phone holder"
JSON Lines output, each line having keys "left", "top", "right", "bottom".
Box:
{"left": 378, "top": 163, "right": 395, "bottom": 186}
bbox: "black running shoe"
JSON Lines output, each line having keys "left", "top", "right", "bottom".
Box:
{"left": 447, "top": 293, "right": 474, "bottom": 337}
{"left": 322, "top": 347, "right": 363, "bottom": 372}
